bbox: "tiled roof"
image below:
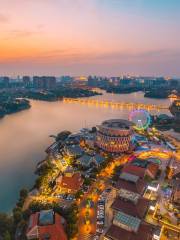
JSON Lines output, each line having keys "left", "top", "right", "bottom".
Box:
{"left": 115, "top": 178, "right": 146, "bottom": 195}
{"left": 39, "top": 214, "right": 67, "bottom": 240}
{"left": 146, "top": 163, "right": 159, "bottom": 178}
{"left": 77, "top": 154, "right": 92, "bottom": 166}
{"left": 111, "top": 197, "right": 149, "bottom": 219}
{"left": 60, "top": 172, "right": 83, "bottom": 191}
{"left": 93, "top": 154, "right": 105, "bottom": 165}
{"left": 113, "top": 211, "right": 141, "bottom": 232}
{"left": 122, "top": 165, "right": 146, "bottom": 179}
{"left": 120, "top": 172, "right": 139, "bottom": 183}
{"left": 105, "top": 222, "right": 154, "bottom": 240}
{"left": 26, "top": 212, "right": 67, "bottom": 240}
{"left": 65, "top": 145, "right": 83, "bottom": 156}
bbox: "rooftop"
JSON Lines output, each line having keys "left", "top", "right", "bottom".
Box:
{"left": 118, "top": 189, "right": 140, "bottom": 204}
{"left": 26, "top": 211, "right": 67, "bottom": 240}
{"left": 65, "top": 145, "right": 83, "bottom": 156}
{"left": 115, "top": 177, "right": 146, "bottom": 195}
{"left": 131, "top": 158, "right": 149, "bottom": 168}
{"left": 113, "top": 211, "right": 141, "bottom": 233}
{"left": 105, "top": 222, "right": 154, "bottom": 240}
{"left": 39, "top": 210, "right": 54, "bottom": 226}
{"left": 112, "top": 197, "right": 149, "bottom": 219}
{"left": 122, "top": 165, "right": 146, "bottom": 179}
{"left": 77, "top": 154, "right": 92, "bottom": 166}
{"left": 60, "top": 172, "right": 83, "bottom": 191}
{"left": 100, "top": 119, "right": 133, "bottom": 130}
{"left": 146, "top": 163, "right": 159, "bottom": 178}
{"left": 93, "top": 154, "right": 105, "bottom": 165}
{"left": 120, "top": 172, "right": 139, "bottom": 183}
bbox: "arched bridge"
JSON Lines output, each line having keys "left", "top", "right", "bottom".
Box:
{"left": 63, "top": 98, "right": 168, "bottom": 111}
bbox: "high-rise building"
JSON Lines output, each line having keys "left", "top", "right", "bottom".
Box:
{"left": 23, "top": 76, "right": 31, "bottom": 87}
{"left": 33, "top": 76, "right": 56, "bottom": 89}
{"left": 2, "top": 76, "right": 10, "bottom": 88}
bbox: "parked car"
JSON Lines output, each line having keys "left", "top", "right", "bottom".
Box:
{"left": 98, "top": 205, "right": 104, "bottom": 210}
{"left": 105, "top": 188, "right": 111, "bottom": 193}
{"left": 93, "top": 236, "right": 99, "bottom": 240}
{"left": 97, "top": 220, "right": 104, "bottom": 225}
{"left": 96, "top": 228, "right": 104, "bottom": 234}
{"left": 97, "top": 215, "right": 104, "bottom": 220}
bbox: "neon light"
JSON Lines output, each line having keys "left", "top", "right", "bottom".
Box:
{"left": 129, "top": 109, "right": 151, "bottom": 130}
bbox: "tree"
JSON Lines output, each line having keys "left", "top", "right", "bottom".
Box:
{"left": 20, "top": 188, "right": 28, "bottom": 199}
{"left": 75, "top": 190, "right": 84, "bottom": 199}
{"left": 13, "top": 208, "right": 22, "bottom": 225}
{"left": 83, "top": 178, "right": 92, "bottom": 186}
{"left": 56, "top": 131, "right": 71, "bottom": 142}
{"left": 4, "top": 231, "right": 11, "bottom": 240}
{"left": 0, "top": 213, "right": 13, "bottom": 237}
{"left": 91, "top": 127, "right": 97, "bottom": 133}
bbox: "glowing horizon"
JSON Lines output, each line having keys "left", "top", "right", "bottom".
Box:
{"left": 0, "top": 0, "right": 180, "bottom": 76}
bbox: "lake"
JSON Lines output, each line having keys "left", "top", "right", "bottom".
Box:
{"left": 0, "top": 91, "right": 171, "bottom": 212}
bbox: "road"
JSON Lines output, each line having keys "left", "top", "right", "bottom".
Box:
{"left": 76, "top": 154, "right": 130, "bottom": 240}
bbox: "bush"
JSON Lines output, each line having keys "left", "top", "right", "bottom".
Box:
{"left": 0, "top": 213, "right": 13, "bottom": 237}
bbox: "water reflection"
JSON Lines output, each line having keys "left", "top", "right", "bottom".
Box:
{"left": 0, "top": 91, "right": 171, "bottom": 212}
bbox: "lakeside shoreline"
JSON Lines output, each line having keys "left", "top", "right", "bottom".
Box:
{"left": 0, "top": 91, "right": 173, "bottom": 213}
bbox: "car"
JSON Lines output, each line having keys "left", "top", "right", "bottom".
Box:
{"left": 97, "top": 215, "right": 104, "bottom": 220}
{"left": 97, "top": 211, "right": 104, "bottom": 216}
{"left": 98, "top": 209, "right": 104, "bottom": 213}
{"left": 105, "top": 188, "right": 111, "bottom": 193}
{"left": 66, "top": 194, "right": 74, "bottom": 201}
{"left": 97, "top": 212, "right": 104, "bottom": 216}
{"left": 97, "top": 221, "right": 104, "bottom": 225}
{"left": 98, "top": 205, "right": 104, "bottom": 210}
{"left": 63, "top": 194, "right": 68, "bottom": 199}
{"left": 97, "top": 213, "right": 104, "bottom": 217}
{"left": 98, "top": 200, "right": 105, "bottom": 205}
{"left": 67, "top": 195, "right": 75, "bottom": 201}
{"left": 93, "top": 236, "right": 99, "bottom": 240}
{"left": 99, "top": 195, "right": 106, "bottom": 200}
{"left": 97, "top": 208, "right": 104, "bottom": 212}
{"left": 96, "top": 228, "right": 104, "bottom": 234}
{"left": 85, "top": 174, "right": 90, "bottom": 178}
{"left": 66, "top": 196, "right": 70, "bottom": 201}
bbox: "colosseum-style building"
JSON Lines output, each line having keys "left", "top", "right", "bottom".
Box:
{"left": 96, "top": 119, "right": 133, "bottom": 153}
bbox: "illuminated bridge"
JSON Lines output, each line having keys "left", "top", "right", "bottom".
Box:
{"left": 63, "top": 98, "right": 168, "bottom": 111}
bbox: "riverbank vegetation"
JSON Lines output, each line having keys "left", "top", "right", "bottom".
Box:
{"left": 0, "top": 86, "right": 100, "bottom": 103}
{"left": 106, "top": 86, "right": 142, "bottom": 94}
{"left": 21, "top": 87, "right": 100, "bottom": 101}
{"left": 104, "top": 86, "right": 180, "bottom": 99}
{"left": 0, "top": 94, "right": 30, "bottom": 118}
{"left": 0, "top": 188, "right": 29, "bottom": 240}
{"left": 144, "top": 89, "right": 170, "bottom": 99}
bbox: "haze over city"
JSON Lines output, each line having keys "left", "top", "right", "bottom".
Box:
{"left": 0, "top": 0, "right": 180, "bottom": 76}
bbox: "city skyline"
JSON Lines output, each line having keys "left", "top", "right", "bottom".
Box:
{"left": 0, "top": 0, "right": 180, "bottom": 76}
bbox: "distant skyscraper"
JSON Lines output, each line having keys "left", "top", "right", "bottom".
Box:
{"left": 3, "top": 76, "right": 10, "bottom": 87}
{"left": 33, "top": 76, "right": 56, "bottom": 89}
{"left": 23, "top": 76, "right": 31, "bottom": 87}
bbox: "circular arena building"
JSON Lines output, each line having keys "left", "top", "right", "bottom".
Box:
{"left": 96, "top": 119, "right": 133, "bottom": 153}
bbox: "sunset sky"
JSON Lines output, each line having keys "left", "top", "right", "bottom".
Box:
{"left": 0, "top": 0, "right": 180, "bottom": 76}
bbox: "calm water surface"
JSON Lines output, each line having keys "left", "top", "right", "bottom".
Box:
{"left": 0, "top": 92, "right": 171, "bottom": 212}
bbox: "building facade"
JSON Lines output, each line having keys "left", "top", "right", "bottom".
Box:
{"left": 96, "top": 119, "right": 133, "bottom": 153}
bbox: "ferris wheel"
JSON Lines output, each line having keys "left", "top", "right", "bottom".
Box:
{"left": 129, "top": 109, "right": 151, "bottom": 130}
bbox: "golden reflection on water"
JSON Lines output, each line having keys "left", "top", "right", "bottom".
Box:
{"left": 0, "top": 91, "right": 171, "bottom": 212}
